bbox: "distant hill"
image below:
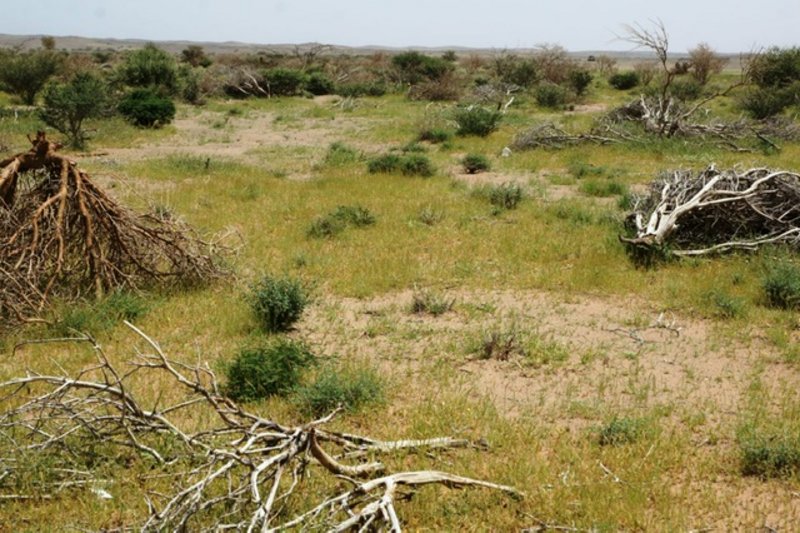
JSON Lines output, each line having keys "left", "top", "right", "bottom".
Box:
{"left": 0, "top": 33, "right": 697, "bottom": 59}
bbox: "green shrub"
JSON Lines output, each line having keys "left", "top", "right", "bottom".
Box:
{"left": 117, "top": 43, "right": 178, "bottom": 94}
{"left": 492, "top": 54, "right": 538, "bottom": 88}
{"left": 308, "top": 205, "right": 376, "bottom": 238}
{"left": 335, "top": 81, "right": 387, "bottom": 97}
{"left": 453, "top": 106, "right": 502, "bottom": 137}
{"left": 568, "top": 69, "right": 593, "bottom": 96}
{"left": 609, "top": 71, "right": 640, "bottom": 90}
{"left": 323, "top": 142, "right": 359, "bottom": 166}
{"left": 224, "top": 339, "right": 315, "bottom": 402}
{"left": 740, "top": 83, "right": 800, "bottom": 119}
{"left": 367, "top": 154, "right": 402, "bottom": 173}
{"left": 410, "top": 289, "right": 454, "bottom": 316}
{"left": 247, "top": 275, "right": 309, "bottom": 332}
{"left": 264, "top": 67, "right": 307, "bottom": 96}
{"left": 392, "top": 51, "right": 452, "bottom": 84}
{"left": 118, "top": 88, "right": 176, "bottom": 127}
{"left": 305, "top": 71, "right": 334, "bottom": 95}
{"left": 535, "top": 82, "right": 568, "bottom": 108}
{"left": 763, "top": 262, "right": 800, "bottom": 309}
{"left": 487, "top": 182, "right": 524, "bottom": 211}
{"left": 39, "top": 72, "right": 110, "bottom": 149}
{"left": 461, "top": 153, "right": 491, "bottom": 174}
{"left": 669, "top": 78, "right": 702, "bottom": 101}
{"left": 367, "top": 153, "right": 434, "bottom": 176}
{"left": 709, "top": 289, "right": 747, "bottom": 319}
{"left": 294, "top": 364, "right": 385, "bottom": 416}
{"left": 400, "top": 154, "right": 434, "bottom": 177}
{"left": 417, "top": 128, "right": 452, "bottom": 144}
{"left": 598, "top": 416, "right": 647, "bottom": 446}
{"left": 739, "top": 427, "right": 800, "bottom": 477}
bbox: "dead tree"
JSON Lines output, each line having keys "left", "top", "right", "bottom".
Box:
{"left": 0, "top": 323, "right": 522, "bottom": 530}
{"left": 0, "top": 132, "right": 225, "bottom": 328}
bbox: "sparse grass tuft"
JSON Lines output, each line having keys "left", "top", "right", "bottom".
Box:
{"left": 50, "top": 291, "right": 150, "bottom": 335}
{"left": 247, "top": 274, "right": 309, "bottom": 333}
{"left": 738, "top": 425, "right": 800, "bottom": 478}
{"left": 474, "top": 182, "right": 524, "bottom": 212}
{"left": 410, "top": 289, "right": 454, "bottom": 316}
{"left": 579, "top": 178, "right": 628, "bottom": 197}
{"left": 417, "top": 205, "right": 445, "bottom": 226}
{"left": 709, "top": 289, "right": 747, "bottom": 319}
{"left": 324, "top": 142, "right": 360, "bottom": 166}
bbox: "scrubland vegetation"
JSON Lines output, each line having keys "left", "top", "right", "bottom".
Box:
{"left": 2, "top": 31, "right": 800, "bottom": 529}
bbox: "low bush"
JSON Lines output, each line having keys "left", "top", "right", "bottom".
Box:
{"left": 367, "top": 154, "right": 402, "bottom": 174}
{"left": 417, "top": 205, "right": 445, "bottom": 226}
{"left": 305, "top": 71, "right": 334, "bottom": 95}
{"left": 400, "top": 154, "right": 434, "bottom": 177}
{"left": 579, "top": 179, "right": 628, "bottom": 197}
{"left": 597, "top": 416, "right": 648, "bottom": 446}
{"left": 709, "top": 289, "right": 747, "bottom": 319}
{"left": 247, "top": 274, "right": 309, "bottom": 332}
{"left": 763, "top": 261, "right": 800, "bottom": 309}
{"left": 487, "top": 182, "right": 524, "bottom": 211}
{"left": 323, "top": 142, "right": 360, "bottom": 166}
{"left": 609, "top": 71, "right": 640, "bottom": 90}
{"left": 335, "top": 82, "right": 387, "bottom": 97}
{"left": 294, "top": 364, "right": 385, "bottom": 416}
{"left": 461, "top": 153, "right": 491, "bottom": 174}
{"left": 308, "top": 205, "right": 376, "bottom": 238}
{"left": 670, "top": 78, "right": 703, "bottom": 101}
{"left": 118, "top": 88, "right": 176, "bottom": 127}
{"left": 224, "top": 339, "right": 315, "bottom": 402}
{"left": 453, "top": 106, "right": 502, "bottom": 137}
{"left": 535, "top": 82, "right": 568, "bottom": 108}
{"left": 50, "top": 291, "right": 149, "bottom": 335}
{"left": 417, "top": 127, "right": 452, "bottom": 144}
{"left": 264, "top": 67, "right": 307, "bottom": 96}
{"left": 739, "top": 427, "right": 800, "bottom": 477}
{"left": 367, "top": 153, "right": 434, "bottom": 177}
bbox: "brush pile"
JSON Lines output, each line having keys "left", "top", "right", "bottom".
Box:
{"left": 0, "top": 324, "right": 520, "bottom": 530}
{"left": 0, "top": 132, "right": 224, "bottom": 328}
{"left": 621, "top": 166, "right": 800, "bottom": 256}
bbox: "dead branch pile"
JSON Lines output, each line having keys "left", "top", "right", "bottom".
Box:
{"left": 512, "top": 98, "right": 800, "bottom": 152}
{"left": 621, "top": 166, "right": 800, "bottom": 256}
{"left": 0, "top": 133, "right": 224, "bottom": 328}
{"left": 0, "top": 323, "right": 521, "bottom": 530}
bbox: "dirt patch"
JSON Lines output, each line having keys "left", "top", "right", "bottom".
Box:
{"left": 298, "top": 288, "right": 792, "bottom": 428}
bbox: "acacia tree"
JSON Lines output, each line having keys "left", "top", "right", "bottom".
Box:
{"left": 0, "top": 49, "right": 63, "bottom": 105}
{"left": 39, "top": 72, "right": 110, "bottom": 148}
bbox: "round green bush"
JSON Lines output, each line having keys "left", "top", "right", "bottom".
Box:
{"left": 118, "top": 88, "right": 176, "bottom": 127}
{"left": 609, "top": 71, "right": 640, "bottom": 90}
{"left": 224, "top": 339, "right": 315, "bottom": 402}
{"left": 247, "top": 274, "right": 309, "bottom": 332}
{"left": 462, "top": 153, "right": 491, "bottom": 174}
{"left": 453, "top": 106, "right": 501, "bottom": 137}
{"left": 400, "top": 154, "right": 434, "bottom": 177}
{"left": 534, "top": 82, "right": 568, "bottom": 109}
{"left": 763, "top": 262, "right": 800, "bottom": 309}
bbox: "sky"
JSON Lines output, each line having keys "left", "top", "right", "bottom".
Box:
{"left": 3, "top": 0, "right": 798, "bottom": 53}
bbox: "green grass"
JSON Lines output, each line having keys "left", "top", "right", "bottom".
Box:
{"left": 4, "top": 75, "right": 800, "bottom": 530}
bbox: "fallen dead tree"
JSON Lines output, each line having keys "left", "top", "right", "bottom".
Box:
{"left": 0, "top": 323, "right": 521, "bottom": 530}
{"left": 621, "top": 166, "right": 800, "bottom": 257}
{"left": 0, "top": 132, "right": 224, "bottom": 328}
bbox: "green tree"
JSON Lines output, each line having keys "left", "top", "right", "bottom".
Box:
{"left": 39, "top": 72, "right": 110, "bottom": 148}
{"left": 391, "top": 51, "right": 452, "bottom": 84}
{"left": 180, "top": 45, "right": 212, "bottom": 68}
{"left": 117, "top": 43, "right": 179, "bottom": 94}
{"left": 0, "top": 49, "right": 63, "bottom": 105}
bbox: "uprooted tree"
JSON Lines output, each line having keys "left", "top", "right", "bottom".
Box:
{"left": 621, "top": 166, "right": 800, "bottom": 258}
{"left": 0, "top": 132, "right": 224, "bottom": 328}
{"left": 0, "top": 323, "right": 522, "bottom": 530}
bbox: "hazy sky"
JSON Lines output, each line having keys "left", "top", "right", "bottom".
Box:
{"left": 4, "top": 0, "right": 798, "bottom": 53}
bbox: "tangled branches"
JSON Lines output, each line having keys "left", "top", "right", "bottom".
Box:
{"left": 0, "top": 132, "right": 224, "bottom": 328}
{"left": 0, "top": 323, "right": 521, "bottom": 530}
{"left": 621, "top": 166, "right": 800, "bottom": 257}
